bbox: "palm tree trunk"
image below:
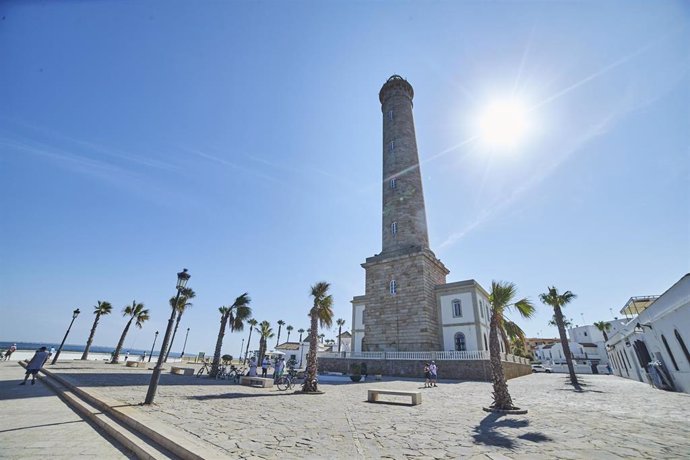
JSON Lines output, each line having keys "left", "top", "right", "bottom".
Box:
{"left": 489, "top": 312, "right": 514, "bottom": 409}
{"left": 164, "top": 311, "right": 183, "bottom": 362}
{"left": 243, "top": 328, "right": 254, "bottom": 365}
{"left": 211, "top": 313, "right": 228, "bottom": 377}
{"left": 337, "top": 325, "right": 342, "bottom": 353}
{"left": 275, "top": 325, "right": 282, "bottom": 348}
{"left": 111, "top": 319, "right": 133, "bottom": 363}
{"left": 302, "top": 309, "right": 319, "bottom": 392}
{"left": 259, "top": 337, "right": 266, "bottom": 364}
{"left": 82, "top": 313, "right": 101, "bottom": 360}
{"left": 554, "top": 305, "right": 579, "bottom": 387}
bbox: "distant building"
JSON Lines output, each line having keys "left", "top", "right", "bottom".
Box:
{"left": 524, "top": 337, "right": 559, "bottom": 358}
{"left": 607, "top": 274, "right": 690, "bottom": 393}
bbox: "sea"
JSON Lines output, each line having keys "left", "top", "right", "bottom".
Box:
{"left": 0, "top": 341, "right": 182, "bottom": 358}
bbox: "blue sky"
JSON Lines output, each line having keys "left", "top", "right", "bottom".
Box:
{"left": 1, "top": 1, "right": 688, "bottom": 356}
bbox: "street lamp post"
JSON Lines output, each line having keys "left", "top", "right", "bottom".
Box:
{"left": 144, "top": 268, "right": 190, "bottom": 405}
{"left": 148, "top": 331, "right": 159, "bottom": 363}
{"left": 52, "top": 308, "right": 80, "bottom": 365}
{"left": 240, "top": 338, "right": 244, "bottom": 363}
{"left": 180, "top": 328, "right": 190, "bottom": 359}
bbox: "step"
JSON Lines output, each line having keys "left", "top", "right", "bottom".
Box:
{"left": 36, "top": 369, "right": 175, "bottom": 459}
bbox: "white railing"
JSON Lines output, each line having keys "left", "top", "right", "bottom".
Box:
{"left": 317, "top": 350, "right": 528, "bottom": 364}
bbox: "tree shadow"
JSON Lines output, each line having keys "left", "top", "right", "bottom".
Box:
{"left": 187, "top": 392, "right": 295, "bottom": 401}
{"left": 518, "top": 432, "right": 553, "bottom": 443}
{"left": 472, "top": 412, "right": 529, "bottom": 448}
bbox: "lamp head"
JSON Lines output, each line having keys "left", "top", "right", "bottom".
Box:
{"left": 72, "top": 308, "right": 81, "bottom": 319}
{"left": 176, "top": 268, "right": 191, "bottom": 290}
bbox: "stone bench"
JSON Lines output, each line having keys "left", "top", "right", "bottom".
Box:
{"left": 367, "top": 389, "right": 422, "bottom": 406}
{"left": 170, "top": 366, "right": 195, "bottom": 376}
{"left": 239, "top": 376, "right": 274, "bottom": 388}
{"left": 125, "top": 361, "right": 147, "bottom": 368}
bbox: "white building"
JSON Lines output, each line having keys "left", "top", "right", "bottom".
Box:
{"left": 607, "top": 274, "right": 690, "bottom": 393}
{"left": 353, "top": 279, "right": 507, "bottom": 354}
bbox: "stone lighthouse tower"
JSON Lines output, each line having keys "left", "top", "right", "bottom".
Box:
{"left": 351, "top": 75, "right": 449, "bottom": 352}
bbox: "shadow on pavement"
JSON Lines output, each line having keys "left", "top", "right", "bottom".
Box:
{"left": 472, "top": 412, "right": 529, "bottom": 448}
{"left": 187, "top": 392, "right": 295, "bottom": 401}
{"left": 0, "top": 419, "right": 86, "bottom": 434}
{"left": 50, "top": 372, "right": 243, "bottom": 388}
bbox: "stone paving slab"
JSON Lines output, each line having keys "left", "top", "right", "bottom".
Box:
{"left": 0, "top": 362, "right": 132, "bottom": 459}
{"left": 37, "top": 361, "right": 690, "bottom": 459}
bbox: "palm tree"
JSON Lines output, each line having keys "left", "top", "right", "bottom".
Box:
{"left": 540, "top": 286, "right": 579, "bottom": 387}
{"left": 297, "top": 328, "right": 305, "bottom": 343}
{"left": 302, "top": 281, "right": 334, "bottom": 393}
{"left": 111, "top": 301, "right": 150, "bottom": 363}
{"left": 82, "top": 301, "right": 112, "bottom": 360}
{"left": 211, "top": 293, "right": 251, "bottom": 377}
{"left": 319, "top": 333, "right": 325, "bottom": 343}
{"left": 486, "top": 281, "right": 534, "bottom": 411}
{"left": 286, "top": 325, "right": 294, "bottom": 342}
{"left": 548, "top": 315, "right": 573, "bottom": 329}
{"left": 275, "top": 320, "right": 286, "bottom": 347}
{"left": 258, "top": 321, "right": 274, "bottom": 364}
{"left": 164, "top": 287, "right": 195, "bottom": 362}
{"left": 593, "top": 321, "right": 612, "bottom": 342}
{"left": 243, "top": 318, "right": 259, "bottom": 364}
{"left": 336, "top": 318, "right": 346, "bottom": 353}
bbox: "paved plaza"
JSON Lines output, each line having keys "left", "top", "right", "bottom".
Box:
{"left": 1, "top": 360, "right": 687, "bottom": 459}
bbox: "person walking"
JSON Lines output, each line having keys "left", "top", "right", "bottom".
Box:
{"left": 423, "top": 362, "right": 431, "bottom": 388}
{"left": 20, "top": 347, "right": 50, "bottom": 385}
{"left": 261, "top": 356, "right": 269, "bottom": 378}
{"left": 5, "top": 344, "right": 17, "bottom": 361}
{"left": 429, "top": 361, "right": 438, "bottom": 387}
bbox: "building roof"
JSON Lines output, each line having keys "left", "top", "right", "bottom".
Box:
{"left": 338, "top": 331, "right": 352, "bottom": 338}
{"left": 619, "top": 295, "right": 659, "bottom": 316}
{"left": 276, "top": 342, "right": 301, "bottom": 351}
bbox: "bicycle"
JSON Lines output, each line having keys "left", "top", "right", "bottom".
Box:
{"left": 196, "top": 360, "right": 212, "bottom": 377}
{"left": 276, "top": 369, "right": 301, "bottom": 391}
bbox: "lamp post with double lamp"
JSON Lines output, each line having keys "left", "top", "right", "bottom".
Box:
{"left": 144, "top": 268, "right": 190, "bottom": 405}
{"left": 148, "top": 331, "right": 159, "bottom": 363}
{"left": 180, "top": 328, "right": 190, "bottom": 359}
{"left": 52, "top": 308, "right": 80, "bottom": 365}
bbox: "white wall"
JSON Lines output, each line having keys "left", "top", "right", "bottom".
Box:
{"left": 439, "top": 292, "right": 475, "bottom": 325}
{"left": 441, "top": 324, "right": 479, "bottom": 351}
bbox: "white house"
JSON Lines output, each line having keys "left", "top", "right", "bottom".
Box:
{"left": 607, "top": 274, "right": 690, "bottom": 393}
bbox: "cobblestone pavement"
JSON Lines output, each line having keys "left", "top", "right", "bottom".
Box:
{"left": 45, "top": 362, "right": 690, "bottom": 459}
{"left": 0, "top": 362, "right": 131, "bottom": 459}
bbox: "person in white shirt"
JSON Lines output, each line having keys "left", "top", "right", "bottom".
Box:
{"left": 429, "top": 361, "right": 438, "bottom": 387}
{"left": 21, "top": 347, "right": 50, "bottom": 385}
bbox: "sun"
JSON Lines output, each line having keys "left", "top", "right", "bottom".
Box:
{"left": 477, "top": 98, "right": 531, "bottom": 149}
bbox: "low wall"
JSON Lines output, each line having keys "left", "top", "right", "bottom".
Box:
{"left": 318, "top": 358, "right": 530, "bottom": 381}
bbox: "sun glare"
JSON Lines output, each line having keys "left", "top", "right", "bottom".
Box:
{"left": 478, "top": 98, "right": 531, "bottom": 149}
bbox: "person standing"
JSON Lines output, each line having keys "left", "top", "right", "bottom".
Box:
{"left": 423, "top": 363, "right": 431, "bottom": 388}
{"left": 429, "top": 361, "right": 438, "bottom": 387}
{"left": 274, "top": 357, "right": 285, "bottom": 383}
{"left": 248, "top": 357, "right": 258, "bottom": 377}
{"left": 261, "top": 356, "right": 269, "bottom": 378}
{"left": 20, "top": 347, "right": 50, "bottom": 385}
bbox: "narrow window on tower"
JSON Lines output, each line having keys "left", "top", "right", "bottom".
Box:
{"left": 391, "top": 221, "right": 397, "bottom": 236}
{"left": 452, "top": 299, "right": 462, "bottom": 318}
{"left": 390, "top": 280, "right": 397, "bottom": 295}
{"left": 390, "top": 178, "right": 397, "bottom": 189}
{"left": 389, "top": 140, "right": 395, "bottom": 153}
{"left": 388, "top": 110, "right": 393, "bottom": 121}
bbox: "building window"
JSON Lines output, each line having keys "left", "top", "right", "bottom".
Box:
{"left": 479, "top": 301, "right": 483, "bottom": 318}
{"left": 486, "top": 304, "right": 491, "bottom": 319}
{"left": 390, "top": 178, "right": 397, "bottom": 189}
{"left": 454, "top": 332, "right": 467, "bottom": 351}
{"left": 388, "top": 110, "right": 393, "bottom": 121}
{"left": 675, "top": 329, "right": 690, "bottom": 365}
{"left": 389, "top": 140, "right": 395, "bottom": 153}
{"left": 661, "top": 334, "right": 679, "bottom": 371}
{"left": 484, "top": 334, "right": 488, "bottom": 351}
{"left": 391, "top": 222, "right": 397, "bottom": 236}
{"left": 452, "top": 299, "right": 462, "bottom": 317}
{"left": 584, "top": 332, "right": 588, "bottom": 336}
{"left": 390, "top": 280, "right": 397, "bottom": 295}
